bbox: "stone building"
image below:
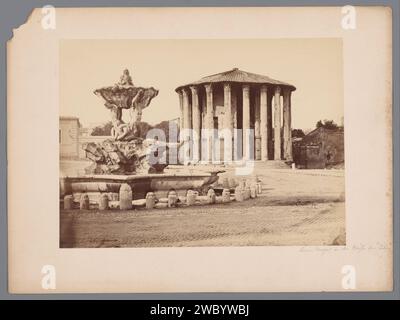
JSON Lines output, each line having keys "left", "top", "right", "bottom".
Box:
{"left": 175, "top": 68, "right": 296, "bottom": 163}
{"left": 60, "top": 116, "right": 81, "bottom": 159}
{"left": 60, "top": 117, "right": 110, "bottom": 160}
{"left": 293, "top": 127, "right": 345, "bottom": 169}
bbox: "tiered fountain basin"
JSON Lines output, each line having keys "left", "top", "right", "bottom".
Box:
{"left": 60, "top": 171, "right": 221, "bottom": 204}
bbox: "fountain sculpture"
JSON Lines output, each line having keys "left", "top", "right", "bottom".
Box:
{"left": 60, "top": 69, "right": 221, "bottom": 204}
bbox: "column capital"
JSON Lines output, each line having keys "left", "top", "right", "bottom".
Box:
{"left": 283, "top": 88, "right": 291, "bottom": 98}
{"left": 274, "top": 86, "right": 281, "bottom": 95}
{"left": 204, "top": 83, "right": 213, "bottom": 93}
{"left": 242, "top": 84, "right": 250, "bottom": 92}
{"left": 224, "top": 83, "right": 231, "bottom": 91}
{"left": 189, "top": 85, "right": 198, "bottom": 95}
{"left": 181, "top": 88, "right": 189, "bottom": 97}
{"left": 260, "top": 84, "right": 268, "bottom": 93}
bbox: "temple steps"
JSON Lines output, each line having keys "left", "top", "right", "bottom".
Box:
{"left": 252, "top": 160, "right": 291, "bottom": 169}
{"left": 167, "top": 160, "right": 291, "bottom": 173}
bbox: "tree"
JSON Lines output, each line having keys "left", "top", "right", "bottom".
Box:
{"left": 292, "top": 128, "right": 305, "bottom": 138}
{"left": 136, "top": 121, "right": 153, "bottom": 139}
{"left": 154, "top": 120, "right": 171, "bottom": 138}
{"left": 316, "top": 119, "right": 338, "bottom": 130}
{"left": 91, "top": 121, "right": 113, "bottom": 136}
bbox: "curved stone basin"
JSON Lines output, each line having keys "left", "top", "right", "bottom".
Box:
{"left": 60, "top": 171, "right": 221, "bottom": 202}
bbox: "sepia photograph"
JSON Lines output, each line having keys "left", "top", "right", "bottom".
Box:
{"left": 6, "top": 5, "right": 393, "bottom": 295}
{"left": 59, "top": 39, "right": 345, "bottom": 248}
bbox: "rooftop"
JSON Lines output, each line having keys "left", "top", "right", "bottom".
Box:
{"left": 60, "top": 116, "right": 80, "bottom": 121}
{"left": 176, "top": 68, "right": 296, "bottom": 92}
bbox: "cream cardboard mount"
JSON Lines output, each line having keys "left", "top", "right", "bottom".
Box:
{"left": 7, "top": 7, "right": 392, "bottom": 293}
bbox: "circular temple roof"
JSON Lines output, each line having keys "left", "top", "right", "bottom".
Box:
{"left": 175, "top": 68, "right": 296, "bottom": 92}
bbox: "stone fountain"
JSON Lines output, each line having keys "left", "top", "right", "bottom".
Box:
{"left": 60, "top": 69, "right": 221, "bottom": 204}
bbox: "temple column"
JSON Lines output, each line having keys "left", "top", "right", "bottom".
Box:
{"left": 181, "top": 88, "right": 191, "bottom": 163}
{"left": 204, "top": 84, "right": 214, "bottom": 162}
{"left": 182, "top": 88, "right": 191, "bottom": 131}
{"left": 254, "top": 89, "right": 261, "bottom": 161}
{"left": 178, "top": 90, "right": 184, "bottom": 136}
{"left": 267, "top": 91, "right": 273, "bottom": 159}
{"left": 273, "top": 86, "right": 282, "bottom": 160}
{"left": 231, "top": 89, "right": 238, "bottom": 160}
{"left": 283, "top": 88, "right": 292, "bottom": 161}
{"left": 201, "top": 96, "right": 206, "bottom": 129}
{"left": 231, "top": 90, "right": 237, "bottom": 129}
{"left": 242, "top": 84, "right": 251, "bottom": 160}
{"left": 223, "top": 83, "right": 233, "bottom": 162}
{"left": 260, "top": 85, "right": 268, "bottom": 161}
{"left": 190, "top": 86, "right": 201, "bottom": 161}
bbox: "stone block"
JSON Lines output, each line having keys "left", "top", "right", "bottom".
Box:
{"left": 186, "top": 190, "right": 197, "bottom": 206}
{"left": 155, "top": 202, "right": 168, "bottom": 209}
{"left": 235, "top": 186, "right": 244, "bottom": 202}
{"left": 63, "top": 195, "right": 73, "bottom": 210}
{"left": 119, "top": 183, "right": 132, "bottom": 210}
{"left": 244, "top": 186, "right": 251, "bottom": 200}
{"left": 207, "top": 189, "right": 216, "bottom": 204}
{"left": 145, "top": 192, "right": 156, "bottom": 209}
{"left": 250, "top": 186, "right": 257, "bottom": 198}
{"left": 133, "top": 199, "right": 146, "bottom": 207}
{"left": 79, "top": 193, "right": 90, "bottom": 210}
{"left": 257, "top": 182, "right": 263, "bottom": 194}
{"left": 98, "top": 193, "right": 109, "bottom": 210}
{"left": 222, "top": 188, "right": 231, "bottom": 203}
{"left": 168, "top": 190, "right": 178, "bottom": 207}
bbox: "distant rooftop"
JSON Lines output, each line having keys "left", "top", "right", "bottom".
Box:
{"left": 60, "top": 116, "right": 79, "bottom": 121}
{"left": 176, "top": 68, "right": 296, "bottom": 92}
{"left": 60, "top": 116, "right": 81, "bottom": 127}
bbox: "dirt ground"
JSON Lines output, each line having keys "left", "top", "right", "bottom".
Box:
{"left": 60, "top": 166, "right": 345, "bottom": 248}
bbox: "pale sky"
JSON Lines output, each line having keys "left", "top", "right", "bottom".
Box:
{"left": 60, "top": 39, "right": 343, "bottom": 131}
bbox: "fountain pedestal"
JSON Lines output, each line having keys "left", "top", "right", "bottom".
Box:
{"left": 60, "top": 171, "right": 220, "bottom": 203}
